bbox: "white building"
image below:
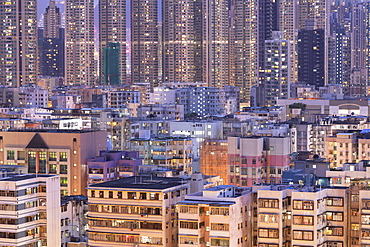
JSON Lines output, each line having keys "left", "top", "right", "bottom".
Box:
{"left": 148, "top": 87, "right": 176, "bottom": 104}
{"left": 176, "top": 87, "right": 227, "bottom": 116}
{"left": 19, "top": 85, "right": 49, "bottom": 108}
{"left": 52, "top": 95, "right": 81, "bottom": 109}
{"left": 169, "top": 121, "right": 223, "bottom": 158}
{"left": 0, "top": 174, "right": 61, "bottom": 247}
{"left": 177, "top": 185, "right": 252, "bottom": 247}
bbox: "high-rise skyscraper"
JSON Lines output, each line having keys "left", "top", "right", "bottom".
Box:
{"left": 264, "top": 31, "right": 291, "bottom": 106}
{"left": 298, "top": 0, "right": 329, "bottom": 85}
{"left": 0, "top": 0, "right": 37, "bottom": 87}
{"left": 203, "top": 0, "right": 230, "bottom": 88}
{"left": 258, "top": 0, "right": 279, "bottom": 83}
{"left": 279, "top": 0, "right": 298, "bottom": 86}
{"left": 43, "top": 0, "right": 61, "bottom": 39}
{"left": 39, "top": 1, "right": 64, "bottom": 77}
{"left": 99, "top": 0, "right": 126, "bottom": 84}
{"left": 65, "top": 0, "right": 95, "bottom": 85}
{"left": 102, "top": 42, "right": 120, "bottom": 85}
{"left": 162, "top": 0, "right": 203, "bottom": 84}
{"left": 232, "top": 0, "right": 258, "bottom": 103}
{"left": 298, "top": 28, "right": 325, "bottom": 88}
{"left": 131, "top": 0, "right": 159, "bottom": 89}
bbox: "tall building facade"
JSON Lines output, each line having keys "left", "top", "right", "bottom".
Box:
{"left": 131, "top": 0, "right": 159, "bottom": 89}
{"left": 258, "top": 0, "right": 279, "bottom": 83}
{"left": 99, "top": 0, "right": 126, "bottom": 84}
{"left": 202, "top": 0, "right": 230, "bottom": 88}
{"left": 0, "top": 0, "right": 37, "bottom": 87}
{"left": 351, "top": 2, "right": 367, "bottom": 96}
{"left": 279, "top": 0, "right": 298, "bottom": 86}
{"left": 264, "top": 31, "right": 291, "bottom": 106}
{"left": 102, "top": 42, "right": 120, "bottom": 85}
{"left": 40, "top": 1, "right": 64, "bottom": 77}
{"left": 65, "top": 0, "right": 95, "bottom": 85}
{"left": 232, "top": 0, "right": 259, "bottom": 102}
{"left": 298, "top": 28, "right": 325, "bottom": 89}
{"left": 162, "top": 0, "right": 203, "bottom": 84}
{"left": 43, "top": 0, "right": 61, "bottom": 39}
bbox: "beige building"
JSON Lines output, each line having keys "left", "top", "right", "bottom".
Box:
{"left": 99, "top": 0, "right": 126, "bottom": 83}
{"left": 326, "top": 133, "right": 358, "bottom": 167}
{"left": 131, "top": 0, "right": 159, "bottom": 88}
{"left": 0, "top": 0, "right": 37, "bottom": 86}
{"left": 65, "top": 0, "right": 95, "bottom": 85}
{"left": 87, "top": 176, "right": 189, "bottom": 246}
{"left": 0, "top": 130, "right": 106, "bottom": 196}
{"left": 43, "top": 1, "right": 61, "bottom": 39}
{"left": 257, "top": 186, "right": 348, "bottom": 247}
{"left": 162, "top": 0, "right": 202, "bottom": 84}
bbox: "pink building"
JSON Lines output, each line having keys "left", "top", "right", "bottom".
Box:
{"left": 228, "top": 136, "right": 290, "bottom": 186}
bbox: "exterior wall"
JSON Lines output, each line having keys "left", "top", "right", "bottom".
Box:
{"left": 266, "top": 137, "right": 291, "bottom": 183}
{"left": 61, "top": 196, "right": 88, "bottom": 245}
{"left": 65, "top": 0, "right": 95, "bottom": 85}
{"left": 87, "top": 181, "right": 189, "bottom": 247}
{"left": 257, "top": 187, "right": 347, "bottom": 247}
{"left": 178, "top": 186, "right": 253, "bottom": 247}
{"left": 200, "top": 139, "right": 229, "bottom": 184}
{"left": 129, "top": 137, "right": 192, "bottom": 173}
{"left": 358, "top": 139, "right": 370, "bottom": 160}
{"left": 0, "top": 130, "right": 106, "bottom": 195}
{"left": 326, "top": 133, "right": 358, "bottom": 168}
{"left": 0, "top": 175, "right": 61, "bottom": 247}
{"left": 228, "top": 136, "right": 290, "bottom": 186}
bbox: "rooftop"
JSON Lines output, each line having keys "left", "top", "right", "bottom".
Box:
{"left": 0, "top": 174, "right": 54, "bottom": 181}
{"left": 2, "top": 129, "right": 101, "bottom": 133}
{"left": 205, "top": 185, "right": 235, "bottom": 191}
{"left": 88, "top": 176, "right": 187, "bottom": 190}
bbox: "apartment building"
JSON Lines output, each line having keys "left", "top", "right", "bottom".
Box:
{"left": 257, "top": 186, "right": 347, "bottom": 247}
{"left": 87, "top": 150, "right": 142, "bottom": 184}
{"left": 106, "top": 91, "right": 141, "bottom": 108}
{"left": 177, "top": 185, "right": 253, "bottom": 247}
{"left": 326, "top": 161, "right": 370, "bottom": 186}
{"left": 0, "top": 174, "right": 60, "bottom": 247}
{"left": 130, "top": 137, "right": 193, "bottom": 173}
{"left": 87, "top": 176, "right": 189, "bottom": 247}
{"left": 326, "top": 133, "right": 358, "bottom": 167}
{"left": 200, "top": 139, "right": 229, "bottom": 184}
{"left": 61, "top": 195, "right": 88, "bottom": 246}
{"left": 0, "top": 130, "right": 106, "bottom": 195}
{"left": 137, "top": 104, "right": 184, "bottom": 120}
{"left": 169, "top": 120, "right": 223, "bottom": 158}
{"left": 228, "top": 136, "right": 290, "bottom": 186}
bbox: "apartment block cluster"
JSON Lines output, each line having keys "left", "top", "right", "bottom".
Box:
{"left": 5, "top": 0, "right": 370, "bottom": 106}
